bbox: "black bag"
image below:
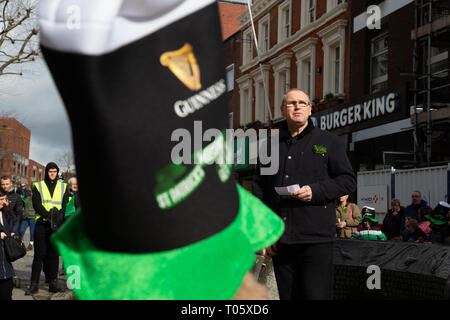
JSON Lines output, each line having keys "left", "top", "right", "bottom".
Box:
{"left": 49, "top": 208, "right": 64, "bottom": 232}
{"left": 3, "top": 234, "right": 26, "bottom": 262}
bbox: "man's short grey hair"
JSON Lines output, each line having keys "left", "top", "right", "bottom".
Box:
{"left": 412, "top": 190, "right": 421, "bottom": 196}
{"left": 68, "top": 177, "right": 77, "bottom": 186}
{"left": 281, "top": 88, "right": 311, "bottom": 106}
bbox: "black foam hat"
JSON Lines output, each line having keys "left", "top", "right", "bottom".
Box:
{"left": 425, "top": 201, "right": 450, "bottom": 225}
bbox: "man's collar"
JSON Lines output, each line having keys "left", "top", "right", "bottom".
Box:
{"left": 280, "top": 118, "right": 314, "bottom": 141}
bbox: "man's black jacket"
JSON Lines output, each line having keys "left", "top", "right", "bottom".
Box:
{"left": 6, "top": 191, "right": 23, "bottom": 220}
{"left": 253, "top": 119, "right": 356, "bottom": 244}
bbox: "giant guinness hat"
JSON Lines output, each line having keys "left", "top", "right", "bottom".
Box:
{"left": 40, "top": 0, "right": 283, "bottom": 299}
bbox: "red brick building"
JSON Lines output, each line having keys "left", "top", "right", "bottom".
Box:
{"left": 218, "top": 1, "right": 249, "bottom": 40}
{"left": 229, "top": 0, "right": 351, "bottom": 128}
{"left": 0, "top": 117, "right": 45, "bottom": 185}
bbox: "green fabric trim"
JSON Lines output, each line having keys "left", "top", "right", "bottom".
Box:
{"left": 65, "top": 196, "right": 76, "bottom": 218}
{"left": 359, "top": 216, "right": 378, "bottom": 224}
{"left": 51, "top": 184, "right": 284, "bottom": 300}
{"left": 424, "top": 214, "right": 446, "bottom": 225}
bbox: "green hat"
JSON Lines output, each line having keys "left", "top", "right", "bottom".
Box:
{"left": 425, "top": 201, "right": 450, "bottom": 226}
{"left": 41, "top": 0, "right": 284, "bottom": 300}
{"left": 360, "top": 206, "right": 378, "bottom": 224}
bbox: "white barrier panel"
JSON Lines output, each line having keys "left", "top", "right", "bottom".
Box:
{"left": 357, "top": 164, "right": 449, "bottom": 212}
{"left": 394, "top": 166, "right": 448, "bottom": 209}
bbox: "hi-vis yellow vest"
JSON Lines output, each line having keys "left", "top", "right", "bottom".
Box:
{"left": 34, "top": 180, "right": 67, "bottom": 221}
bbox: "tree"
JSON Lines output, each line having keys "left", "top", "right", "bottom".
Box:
{"left": 0, "top": 0, "right": 39, "bottom": 77}
{"left": 58, "top": 149, "right": 76, "bottom": 181}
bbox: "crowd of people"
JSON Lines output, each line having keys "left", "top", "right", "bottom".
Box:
{"left": 0, "top": 163, "right": 79, "bottom": 300}
{"left": 335, "top": 191, "right": 450, "bottom": 245}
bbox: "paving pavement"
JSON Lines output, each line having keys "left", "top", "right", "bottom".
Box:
{"left": 11, "top": 228, "right": 75, "bottom": 300}
{"left": 11, "top": 229, "right": 278, "bottom": 300}
{"left": 257, "top": 257, "right": 280, "bottom": 300}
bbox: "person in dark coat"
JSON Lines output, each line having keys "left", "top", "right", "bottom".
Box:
{"left": 382, "top": 198, "right": 404, "bottom": 240}
{"left": 401, "top": 190, "right": 431, "bottom": 233}
{"left": 253, "top": 88, "right": 356, "bottom": 300}
{"left": 0, "top": 176, "right": 24, "bottom": 233}
{"left": 0, "top": 188, "right": 18, "bottom": 300}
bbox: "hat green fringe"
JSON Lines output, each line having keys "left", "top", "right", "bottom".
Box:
{"left": 51, "top": 183, "right": 284, "bottom": 300}
{"left": 359, "top": 216, "right": 378, "bottom": 224}
{"left": 424, "top": 214, "right": 446, "bottom": 225}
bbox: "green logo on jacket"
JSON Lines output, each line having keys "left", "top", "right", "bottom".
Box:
{"left": 313, "top": 144, "right": 327, "bottom": 156}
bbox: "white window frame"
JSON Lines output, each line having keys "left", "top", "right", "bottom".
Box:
{"left": 301, "top": 0, "right": 316, "bottom": 28}
{"left": 277, "top": 0, "right": 292, "bottom": 44}
{"left": 317, "top": 19, "right": 347, "bottom": 99}
{"left": 251, "top": 65, "right": 271, "bottom": 123}
{"left": 225, "top": 64, "right": 235, "bottom": 92}
{"left": 258, "top": 14, "right": 271, "bottom": 53}
{"left": 293, "top": 38, "right": 318, "bottom": 101}
{"left": 236, "top": 75, "right": 253, "bottom": 125}
{"left": 270, "top": 52, "right": 293, "bottom": 119}
{"left": 242, "top": 28, "right": 253, "bottom": 66}
{"left": 370, "top": 33, "right": 389, "bottom": 93}
{"left": 326, "top": 0, "right": 345, "bottom": 13}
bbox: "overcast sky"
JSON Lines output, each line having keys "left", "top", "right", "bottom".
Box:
{"left": 0, "top": 56, "right": 73, "bottom": 166}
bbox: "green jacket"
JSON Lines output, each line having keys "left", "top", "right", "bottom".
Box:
{"left": 22, "top": 195, "right": 36, "bottom": 219}
{"left": 351, "top": 227, "right": 387, "bottom": 240}
{"left": 65, "top": 195, "right": 76, "bottom": 218}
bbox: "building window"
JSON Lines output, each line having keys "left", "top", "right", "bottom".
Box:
{"left": 270, "top": 52, "right": 293, "bottom": 119}
{"left": 226, "top": 64, "right": 234, "bottom": 92}
{"left": 251, "top": 65, "right": 270, "bottom": 123}
{"left": 305, "top": 60, "right": 312, "bottom": 95}
{"left": 242, "top": 28, "right": 253, "bottom": 65}
{"left": 371, "top": 33, "right": 388, "bottom": 93}
{"left": 237, "top": 76, "right": 253, "bottom": 125}
{"left": 334, "top": 46, "right": 340, "bottom": 95}
{"left": 258, "top": 14, "right": 270, "bottom": 53}
{"left": 278, "top": 0, "right": 291, "bottom": 43}
{"left": 242, "top": 88, "right": 251, "bottom": 124}
{"left": 309, "top": 0, "right": 316, "bottom": 23}
{"left": 293, "top": 38, "right": 318, "bottom": 101}
{"left": 317, "top": 19, "right": 347, "bottom": 98}
{"left": 301, "top": 0, "right": 316, "bottom": 28}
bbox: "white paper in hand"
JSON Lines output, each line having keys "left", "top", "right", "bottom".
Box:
{"left": 275, "top": 184, "right": 300, "bottom": 196}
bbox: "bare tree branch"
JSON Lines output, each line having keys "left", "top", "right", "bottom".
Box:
{"left": 0, "top": 0, "right": 38, "bottom": 77}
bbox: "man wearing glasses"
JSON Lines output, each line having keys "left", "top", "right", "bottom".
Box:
{"left": 253, "top": 88, "right": 356, "bottom": 300}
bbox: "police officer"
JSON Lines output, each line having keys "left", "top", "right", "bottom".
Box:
{"left": 25, "top": 162, "right": 70, "bottom": 295}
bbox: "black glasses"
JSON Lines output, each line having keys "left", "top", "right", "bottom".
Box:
{"left": 284, "top": 100, "right": 310, "bottom": 108}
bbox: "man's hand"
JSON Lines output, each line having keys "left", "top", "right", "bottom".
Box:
{"left": 261, "top": 244, "right": 277, "bottom": 259}
{"left": 290, "top": 185, "right": 312, "bottom": 202}
{"left": 336, "top": 221, "right": 346, "bottom": 229}
{"left": 1, "top": 232, "right": 6, "bottom": 240}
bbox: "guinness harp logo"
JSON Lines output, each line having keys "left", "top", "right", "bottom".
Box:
{"left": 160, "top": 43, "right": 202, "bottom": 91}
